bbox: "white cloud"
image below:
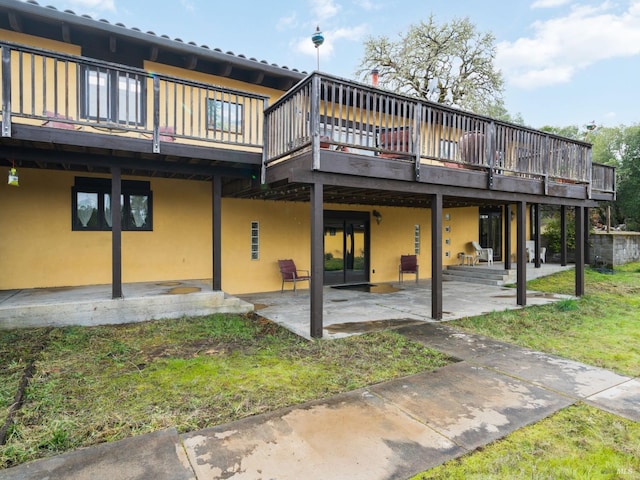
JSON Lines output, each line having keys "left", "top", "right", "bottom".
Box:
{"left": 277, "top": 13, "right": 298, "bottom": 31}
{"left": 310, "top": 0, "right": 341, "bottom": 22}
{"left": 497, "top": 1, "right": 640, "bottom": 89}
{"left": 353, "top": 0, "right": 382, "bottom": 11}
{"left": 293, "top": 24, "right": 367, "bottom": 66}
{"left": 531, "top": 0, "right": 573, "bottom": 8}
{"left": 180, "top": 0, "right": 195, "bottom": 12}
{"left": 67, "top": 0, "right": 116, "bottom": 12}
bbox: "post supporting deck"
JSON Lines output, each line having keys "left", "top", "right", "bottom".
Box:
{"left": 504, "top": 203, "right": 512, "bottom": 270}
{"left": 212, "top": 176, "right": 222, "bottom": 291}
{"left": 431, "top": 194, "right": 443, "bottom": 320}
{"left": 516, "top": 201, "right": 527, "bottom": 306}
{"left": 310, "top": 182, "right": 324, "bottom": 338}
{"left": 534, "top": 203, "right": 542, "bottom": 268}
{"left": 111, "top": 166, "right": 122, "bottom": 299}
{"left": 575, "top": 205, "right": 585, "bottom": 296}
{"left": 560, "top": 205, "right": 567, "bottom": 266}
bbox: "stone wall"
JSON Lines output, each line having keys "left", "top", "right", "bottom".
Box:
{"left": 590, "top": 232, "right": 640, "bottom": 266}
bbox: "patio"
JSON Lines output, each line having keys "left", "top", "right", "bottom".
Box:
{"left": 0, "top": 264, "right": 573, "bottom": 335}
{"left": 241, "top": 263, "right": 575, "bottom": 339}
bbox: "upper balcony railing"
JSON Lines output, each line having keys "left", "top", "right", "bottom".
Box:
{"left": 0, "top": 42, "right": 268, "bottom": 152}
{"left": 264, "top": 73, "right": 616, "bottom": 195}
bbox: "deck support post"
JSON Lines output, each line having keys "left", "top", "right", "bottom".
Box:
{"left": 516, "top": 201, "right": 527, "bottom": 306}
{"left": 560, "top": 205, "right": 567, "bottom": 266}
{"left": 310, "top": 182, "right": 324, "bottom": 338}
{"left": 575, "top": 206, "right": 585, "bottom": 296}
{"left": 212, "top": 176, "right": 222, "bottom": 291}
{"left": 111, "top": 165, "right": 122, "bottom": 299}
{"left": 534, "top": 203, "right": 541, "bottom": 268}
{"left": 504, "top": 203, "right": 512, "bottom": 270}
{"left": 431, "top": 194, "right": 443, "bottom": 320}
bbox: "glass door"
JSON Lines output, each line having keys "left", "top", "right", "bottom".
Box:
{"left": 324, "top": 211, "right": 369, "bottom": 285}
{"left": 479, "top": 207, "right": 502, "bottom": 262}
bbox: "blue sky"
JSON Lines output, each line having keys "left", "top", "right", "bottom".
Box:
{"left": 28, "top": 0, "right": 640, "bottom": 129}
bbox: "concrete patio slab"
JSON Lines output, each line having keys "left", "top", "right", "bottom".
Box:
{"left": 0, "top": 428, "right": 194, "bottom": 480}
{"left": 369, "top": 362, "right": 573, "bottom": 451}
{"left": 243, "top": 277, "right": 574, "bottom": 340}
{"left": 587, "top": 378, "right": 640, "bottom": 422}
{"left": 476, "top": 348, "right": 632, "bottom": 398}
{"left": 181, "top": 388, "right": 463, "bottom": 480}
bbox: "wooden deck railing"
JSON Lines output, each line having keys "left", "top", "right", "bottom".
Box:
{"left": 264, "top": 73, "right": 614, "bottom": 194}
{"left": 0, "top": 42, "right": 268, "bottom": 152}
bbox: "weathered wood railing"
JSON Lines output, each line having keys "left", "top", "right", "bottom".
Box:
{"left": 0, "top": 42, "right": 268, "bottom": 152}
{"left": 591, "top": 163, "right": 616, "bottom": 195}
{"left": 264, "top": 73, "right": 613, "bottom": 193}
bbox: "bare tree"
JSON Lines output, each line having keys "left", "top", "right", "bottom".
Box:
{"left": 357, "top": 15, "right": 504, "bottom": 114}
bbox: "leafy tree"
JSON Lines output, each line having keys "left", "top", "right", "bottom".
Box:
{"left": 357, "top": 15, "right": 504, "bottom": 115}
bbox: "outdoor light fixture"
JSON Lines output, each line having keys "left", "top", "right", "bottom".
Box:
{"left": 372, "top": 210, "right": 382, "bottom": 224}
{"left": 8, "top": 163, "right": 18, "bottom": 187}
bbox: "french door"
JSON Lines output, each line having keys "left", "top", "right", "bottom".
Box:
{"left": 479, "top": 207, "right": 502, "bottom": 262}
{"left": 323, "top": 211, "right": 369, "bottom": 285}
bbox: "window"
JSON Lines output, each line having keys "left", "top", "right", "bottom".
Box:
{"left": 72, "top": 177, "right": 152, "bottom": 231}
{"left": 250, "top": 221, "right": 259, "bottom": 260}
{"left": 207, "top": 98, "right": 243, "bottom": 133}
{"left": 414, "top": 224, "right": 421, "bottom": 255}
{"left": 81, "top": 67, "right": 145, "bottom": 125}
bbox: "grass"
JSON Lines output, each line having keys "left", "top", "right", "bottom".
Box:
{"left": 411, "top": 403, "right": 640, "bottom": 479}
{"left": 408, "top": 262, "right": 640, "bottom": 479}
{"left": 2, "top": 263, "right": 639, "bottom": 476}
{"left": 0, "top": 314, "right": 450, "bottom": 469}
{"left": 450, "top": 262, "right": 640, "bottom": 377}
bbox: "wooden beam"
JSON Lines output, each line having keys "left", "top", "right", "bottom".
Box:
{"left": 250, "top": 71, "right": 265, "bottom": 84}
{"left": 504, "top": 203, "right": 511, "bottom": 270}
{"left": 111, "top": 166, "right": 122, "bottom": 298}
{"left": 310, "top": 182, "right": 324, "bottom": 338}
{"left": 149, "top": 46, "right": 159, "bottom": 62}
{"left": 109, "top": 35, "right": 117, "bottom": 53}
{"left": 534, "top": 203, "right": 541, "bottom": 268}
{"left": 431, "top": 193, "right": 443, "bottom": 320}
{"left": 560, "top": 205, "right": 567, "bottom": 266}
{"left": 212, "top": 176, "right": 222, "bottom": 290}
{"left": 575, "top": 206, "right": 585, "bottom": 296}
{"left": 516, "top": 201, "right": 527, "bottom": 306}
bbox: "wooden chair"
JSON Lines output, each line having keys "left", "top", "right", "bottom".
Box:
{"left": 278, "top": 259, "right": 311, "bottom": 293}
{"left": 399, "top": 254, "right": 418, "bottom": 284}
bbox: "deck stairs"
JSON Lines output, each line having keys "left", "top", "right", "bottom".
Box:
{"left": 442, "top": 262, "right": 574, "bottom": 286}
{"left": 443, "top": 264, "right": 516, "bottom": 286}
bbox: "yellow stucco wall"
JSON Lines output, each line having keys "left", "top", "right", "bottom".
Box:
{"left": 0, "top": 171, "right": 488, "bottom": 293}
{"left": 0, "top": 169, "right": 213, "bottom": 289}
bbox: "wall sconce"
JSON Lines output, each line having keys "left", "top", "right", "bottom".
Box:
{"left": 7, "top": 167, "right": 19, "bottom": 187}
{"left": 372, "top": 210, "right": 382, "bottom": 225}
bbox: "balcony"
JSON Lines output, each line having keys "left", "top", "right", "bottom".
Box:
{"left": 263, "top": 73, "right": 616, "bottom": 201}
{"left": 0, "top": 42, "right": 615, "bottom": 199}
{"left": 0, "top": 42, "right": 267, "bottom": 161}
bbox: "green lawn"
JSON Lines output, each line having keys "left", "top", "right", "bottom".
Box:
{"left": 0, "top": 315, "right": 450, "bottom": 469}
{"left": 450, "top": 262, "right": 640, "bottom": 377}
{"left": 410, "top": 262, "right": 640, "bottom": 479}
{"left": 2, "top": 263, "right": 639, "bottom": 477}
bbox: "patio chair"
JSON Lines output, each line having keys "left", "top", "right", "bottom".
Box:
{"left": 526, "top": 241, "right": 546, "bottom": 263}
{"left": 471, "top": 241, "right": 494, "bottom": 265}
{"left": 278, "top": 259, "right": 311, "bottom": 293}
{"left": 399, "top": 254, "right": 419, "bottom": 283}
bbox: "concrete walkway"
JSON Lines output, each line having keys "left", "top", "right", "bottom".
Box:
{"left": 2, "top": 324, "right": 638, "bottom": 480}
